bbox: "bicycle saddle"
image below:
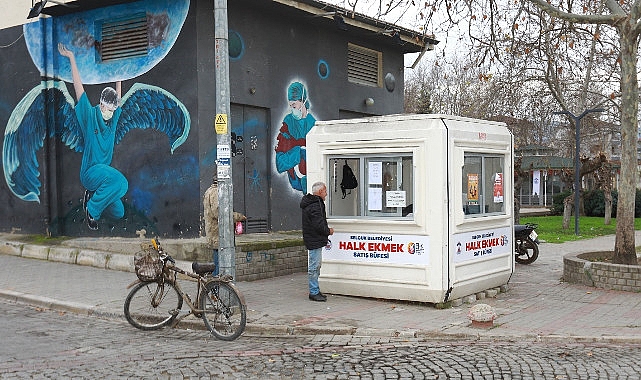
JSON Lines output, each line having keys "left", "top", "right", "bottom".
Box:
{"left": 191, "top": 262, "right": 217, "bottom": 276}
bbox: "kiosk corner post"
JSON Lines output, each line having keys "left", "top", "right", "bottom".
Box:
{"left": 214, "top": 0, "right": 235, "bottom": 278}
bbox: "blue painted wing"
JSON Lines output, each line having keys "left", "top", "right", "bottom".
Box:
{"left": 116, "top": 83, "right": 190, "bottom": 153}
{"left": 3, "top": 81, "right": 82, "bottom": 202}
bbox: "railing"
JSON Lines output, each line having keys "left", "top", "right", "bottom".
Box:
{"left": 517, "top": 194, "right": 553, "bottom": 207}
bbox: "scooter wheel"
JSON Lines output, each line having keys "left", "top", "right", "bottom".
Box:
{"left": 515, "top": 237, "right": 539, "bottom": 264}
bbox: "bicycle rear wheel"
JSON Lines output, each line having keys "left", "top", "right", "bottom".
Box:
{"left": 124, "top": 281, "right": 183, "bottom": 330}
{"left": 199, "top": 280, "right": 247, "bottom": 341}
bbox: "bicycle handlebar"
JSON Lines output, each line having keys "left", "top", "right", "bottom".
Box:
{"left": 160, "top": 252, "right": 176, "bottom": 264}
{"left": 152, "top": 237, "right": 176, "bottom": 264}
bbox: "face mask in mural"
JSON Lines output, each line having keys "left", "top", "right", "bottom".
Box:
{"left": 100, "top": 107, "right": 114, "bottom": 121}
{"left": 290, "top": 105, "right": 303, "bottom": 120}
{"left": 274, "top": 81, "right": 317, "bottom": 193}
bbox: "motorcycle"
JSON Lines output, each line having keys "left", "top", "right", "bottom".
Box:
{"left": 514, "top": 223, "right": 540, "bottom": 264}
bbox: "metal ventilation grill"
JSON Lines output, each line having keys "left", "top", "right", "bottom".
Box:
{"left": 347, "top": 43, "right": 382, "bottom": 87}
{"left": 245, "top": 218, "right": 268, "bottom": 234}
{"left": 100, "top": 14, "right": 148, "bottom": 62}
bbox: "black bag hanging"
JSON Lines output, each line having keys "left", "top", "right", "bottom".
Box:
{"left": 340, "top": 160, "right": 358, "bottom": 199}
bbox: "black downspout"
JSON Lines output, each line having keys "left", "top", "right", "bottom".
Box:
{"left": 441, "top": 118, "right": 453, "bottom": 303}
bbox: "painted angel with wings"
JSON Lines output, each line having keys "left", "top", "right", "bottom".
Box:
{"left": 3, "top": 43, "right": 190, "bottom": 230}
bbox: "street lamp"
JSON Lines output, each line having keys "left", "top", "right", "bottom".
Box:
{"left": 553, "top": 108, "right": 605, "bottom": 235}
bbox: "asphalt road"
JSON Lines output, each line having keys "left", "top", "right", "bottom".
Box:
{"left": 2, "top": 299, "right": 641, "bottom": 379}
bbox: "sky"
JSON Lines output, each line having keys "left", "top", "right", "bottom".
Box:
{"left": 323, "top": 0, "right": 463, "bottom": 69}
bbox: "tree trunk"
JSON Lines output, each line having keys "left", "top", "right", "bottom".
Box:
{"left": 613, "top": 30, "right": 638, "bottom": 265}
{"left": 562, "top": 194, "right": 573, "bottom": 230}
{"left": 604, "top": 189, "right": 612, "bottom": 226}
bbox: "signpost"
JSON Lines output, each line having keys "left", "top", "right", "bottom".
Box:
{"left": 214, "top": 0, "right": 235, "bottom": 277}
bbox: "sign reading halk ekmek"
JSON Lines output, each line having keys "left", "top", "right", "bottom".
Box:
{"left": 324, "top": 232, "right": 430, "bottom": 265}
{"left": 452, "top": 226, "right": 511, "bottom": 263}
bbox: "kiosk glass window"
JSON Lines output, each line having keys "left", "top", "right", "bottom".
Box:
{"left": 327, "top": 155, "right": 413, "bottom": 218}
{"left": 463, "top": 154, "right": 505, "bottom": 216}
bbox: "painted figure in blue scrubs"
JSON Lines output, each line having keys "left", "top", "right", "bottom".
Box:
{"left": 59, "top": 43, "right": 127, "bottom": 230}
{"left": 274, "top": 81, "right": 316, "bottom": 193}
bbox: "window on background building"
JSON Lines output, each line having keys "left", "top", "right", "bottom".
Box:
{"left": 327, "top": 155, "right": 414, "bottom": 219}
{"left": 462, "top": 154, "right": 505, "bottom": 216}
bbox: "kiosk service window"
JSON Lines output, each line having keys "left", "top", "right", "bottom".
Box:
{"left": 462, "top": 153, "right": 505, "bottom": 216}
{"left": 327, "top": 155, "right": 414, "bottom": 219}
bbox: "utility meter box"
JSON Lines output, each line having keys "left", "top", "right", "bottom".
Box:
{"left": 306, "top": 114, "right": 514, "bottom": 304}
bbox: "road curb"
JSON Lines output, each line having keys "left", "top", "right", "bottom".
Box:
{"left": 3, "top": 288, "right": 641, "bottom": 344}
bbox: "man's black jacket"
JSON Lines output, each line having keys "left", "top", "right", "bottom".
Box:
{"left": 300, "top": 193, "right": 331, "bottom": 250}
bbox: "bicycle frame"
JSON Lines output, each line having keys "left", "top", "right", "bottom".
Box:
{"left": 128, "top": 261, "right": 207, "bottom": 325}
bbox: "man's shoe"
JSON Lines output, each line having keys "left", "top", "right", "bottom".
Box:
{"left": 318, "top": 292, "right": 327, "bottom": 299}
{"left": 83, "top": 190, "right": 98, "bottom": 230}
{"left": 308, "top": 293, "right": 326, "bottom": 302}
{"left": 86, "top": 211, "right": 98, "bottom": 230}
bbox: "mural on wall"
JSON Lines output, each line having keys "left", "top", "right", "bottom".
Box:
{"left": 2, "top": 0, "right": 192, "bottom": 233}
{"left": 274, "top": 81, "right": 316, "bottom": 193}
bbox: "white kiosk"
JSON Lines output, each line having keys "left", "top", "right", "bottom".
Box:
{"left": 306, "top": 114, "right": 514, "bottom": 303}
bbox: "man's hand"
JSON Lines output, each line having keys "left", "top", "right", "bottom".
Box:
{"left": 58, "top": 43, "right": 73, "bottom": 58}
{"left": 57, "top": 42, "right": 85, "bottom": 100}
{"left": 329, "top": 227, "right": 334, "bottom": 235}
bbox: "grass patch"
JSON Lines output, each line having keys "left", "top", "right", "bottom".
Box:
{"left": 5, "top": 234, "right": 72, "bottom": 246}
{"left": 520, "top": 216, "right": 641, "bottom": 244}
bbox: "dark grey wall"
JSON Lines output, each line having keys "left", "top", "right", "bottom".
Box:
{"left": 227, "top": 0, "right": 407, "bottom": 231}
{"left": 0, "top": 0, "right": 409, "bottom": 237}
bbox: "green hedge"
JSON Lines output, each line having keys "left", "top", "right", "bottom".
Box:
{"left": 556, "top": 189, "right": 641, "bottom": 218}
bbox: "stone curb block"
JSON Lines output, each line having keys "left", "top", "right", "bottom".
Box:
{"left": 244, "top": 323, "right": 291, "bottom": 336}
{"left": 48, "top": 247, "right": 79, "bottom": 265}
{"left": 293, "top": 326, "right": 356, "bottom": 336}
{"left": 22, "top": 245, "right": 49, "bottom": 260}
{"left": 354, "top": 328, "right": 404, "bottom": 337}
{"left": 106, "top": 253, "right": 134, "bottom": 272}
{"left": 0, "top": 241, "right": 23, "bottom": 256}
{"left": 77, "top": 250, "right": 108, "bottom": 268}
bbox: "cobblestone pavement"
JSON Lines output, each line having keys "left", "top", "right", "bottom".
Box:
{"left": 2, "top": 300, "right": 641, "bottom": 379}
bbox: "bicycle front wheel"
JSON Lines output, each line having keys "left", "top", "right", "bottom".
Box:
{"left": 199, "top": 280, "right": 247, "bottom": 341}
{"left": 124, "top": 281, "right": 183, "bottom": 330}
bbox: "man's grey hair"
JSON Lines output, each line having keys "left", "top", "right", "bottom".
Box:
{"left": 311, "top": 181, "right": 326, "bottom": 195}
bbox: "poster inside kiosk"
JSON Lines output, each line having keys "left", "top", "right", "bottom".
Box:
{"left": 324, "top": 232, "right": 430, "bottom": 265}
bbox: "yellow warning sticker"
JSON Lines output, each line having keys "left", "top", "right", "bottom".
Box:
{"left": 215, "top": 114, "right": 228, "bottom": 134}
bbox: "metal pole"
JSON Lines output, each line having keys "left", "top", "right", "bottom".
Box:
{"left": 543, "top": 171, "right": 547, "bottom": 207}
{"left": 214, "top": 0, "right": 235, "bottom": 277}
{"left": 574, "top": 115, "right": 580, "bottom": 236}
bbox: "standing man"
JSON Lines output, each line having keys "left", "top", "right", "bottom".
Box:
{"left": 300, "top": 181, "right": 334, "bottom": 302}
{"left": 203, "top": 176, "right": 246, "bottom": 274}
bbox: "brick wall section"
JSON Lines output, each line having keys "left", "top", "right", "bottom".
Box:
{"left": 234, "top": 245, "right": 308, "bottom": 282}
{"left": 563, "top": 252, "right": 641, "bottom": 292}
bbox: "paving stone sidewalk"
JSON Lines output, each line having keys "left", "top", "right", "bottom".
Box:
{"left": 0, "top": 232, "right": 640, "bottom": 343}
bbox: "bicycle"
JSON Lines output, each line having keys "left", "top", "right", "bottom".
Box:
{"left": 123, "top": 237, "right": 247, "bottom": 341}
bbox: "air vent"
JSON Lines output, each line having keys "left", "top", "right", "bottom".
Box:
{"left": 347, "top": 43, "right": 382, "bottom": 87}
{"left": 100, "top": 14, "right": 148, "bottom": 62}
{"left": 245, "top": 218, "right": 269, "bottom": 234}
